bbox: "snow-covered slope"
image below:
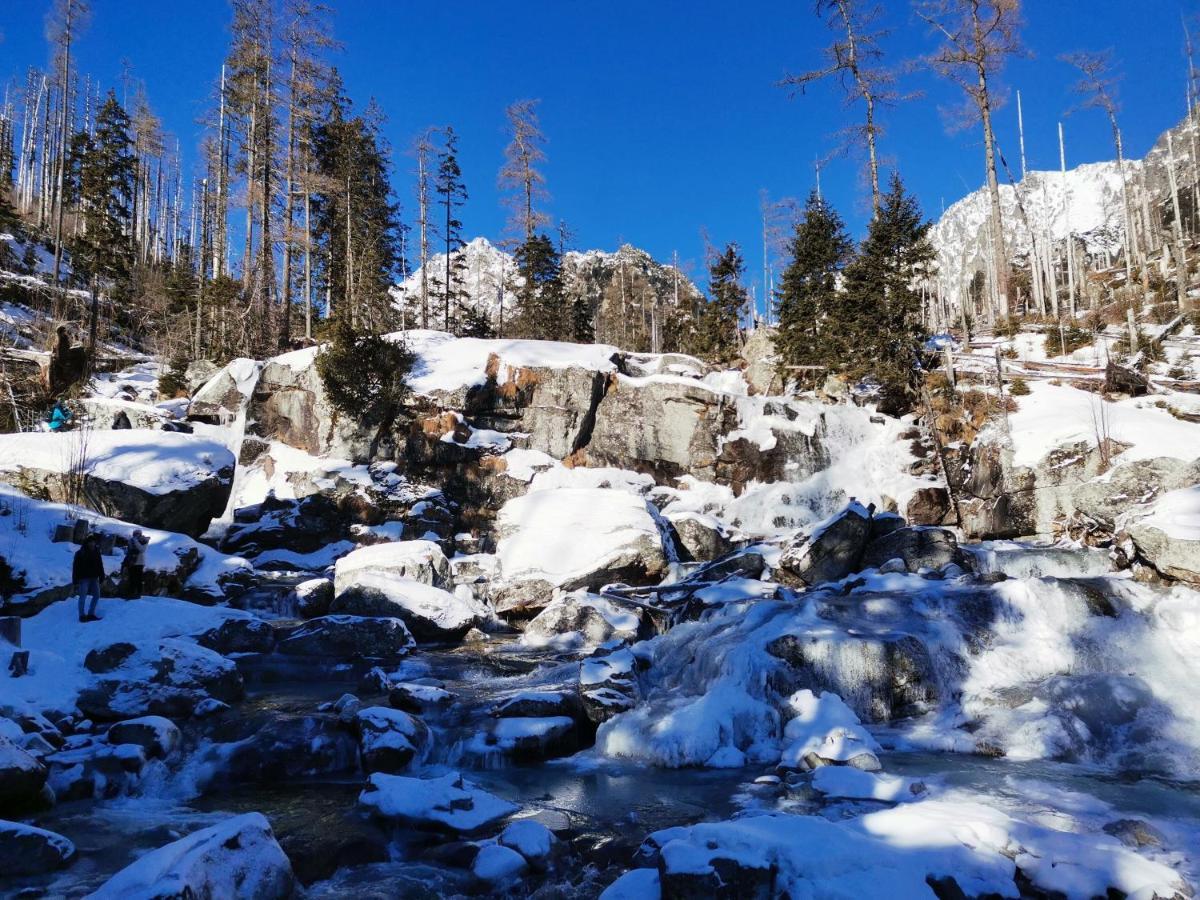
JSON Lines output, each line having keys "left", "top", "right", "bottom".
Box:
{"left": 930, "top": 161, "right": 1134, "bottom": 298}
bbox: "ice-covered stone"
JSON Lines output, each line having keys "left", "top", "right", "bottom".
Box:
{"left": 358, "top": 771, "right": 518, "bottom": 833}
{"left": 277, "top": 615, "right": 414, "bottom": 659}
{"left": 0, "top": 820, "right": 76, "bottom": 876}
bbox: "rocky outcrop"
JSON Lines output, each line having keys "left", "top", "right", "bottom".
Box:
{"left": 89, "top": 813, "right": 294, "bottom": 900}
{"left": 860, "top": 526, "right": 965, "bottom": 573}
{"left": 1124, "top": 485, "right": 1200, "bottom": 583}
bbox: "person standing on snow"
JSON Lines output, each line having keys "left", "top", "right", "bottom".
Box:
{"left": 73, "top": 533, "right": 105, "bottom": 622}
{"left": 122, "top": 530, "right": 150, "bottom": 598}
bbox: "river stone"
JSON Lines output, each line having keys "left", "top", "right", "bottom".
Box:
{"left": 0, "top": 734, "right": 48, "bottom": 812}
{"left": 88, "top": 812, "right": 294, "bottom": 900}
{"left": 294, "top": 577, "right": 335, "bottom": 618}
{"left": 193, "top": 616, "right": 277, "bottom": 655}
{"left": 356, "top": 706, "right": 430, "bottom": 774}
{"left": 219, "top": 715, "right": 359, "bottom": 783}
{"left": 860, "top": 526, "right": 965, "bottom": 574}
{"left": 331, "top": 574, "right": 478, "bottom": 642}
{"left": 277, "top": 615, "right": 415, "bottom": 659}
{"left": 667, "top": 511, "right": 735, "bottom": 563}
{"left": 0, "top": 820, "right": 76, "bottom": 876}
{"left": 106, "top": 716, "right": 181, "bottom": 759}
{"left": 777, "top": 503, "right": 873, "bottom": 587}
{"left": 333, "top": 540, "right": 451, "bottom": 593}
{"left": 521, "top": 592, "right": 641, "bottom": 649}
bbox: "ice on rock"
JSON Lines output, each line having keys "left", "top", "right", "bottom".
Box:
{"left": 358, "top": 770, "right": 518, "bottom": 833}
{"left": 779, "top": 689, "right": 881, "bottom": 770}
{"left": 810, "top": 766, "right": 925, "bottom": 802}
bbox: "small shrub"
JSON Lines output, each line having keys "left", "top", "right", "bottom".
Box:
{"left": 316, "top": 317, "right": 416, "bottom": 425}
{"left": 993, "top": 317, "right": 1020, "bottom": 339}
{"left": 1008, "top": 376, "right": 1031, "bottom": 396}
{"left": 157, "top": 355, "right": 190, "bottom": 399}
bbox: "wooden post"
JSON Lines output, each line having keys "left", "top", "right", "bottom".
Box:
{"left": 1126, "top": 307, "right": 1139, "bottom": 351}
{"left": 944, "top": 346, "right": 956, "bottom": 391}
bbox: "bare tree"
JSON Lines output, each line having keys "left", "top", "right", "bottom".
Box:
{"left": 411, "top": 127, "right": 436, "bottom": 329}
{"left": 1061, "top": 49, "right": 1139, "bottom": 295}
{"left": 780, "top": 1, "right": 896, "bottom": 217}
{"left": 916, "top": 0, "right": 1024, "bottom": 321}
{"left": 47, "top": 0, "right": 90, "bottom": 285}
{"left": 498, "top": 99, "right": 550, "bottom": 242}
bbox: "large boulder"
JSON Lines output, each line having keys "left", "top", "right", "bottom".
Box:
{"left": 1125, "top": 485, "right": 1200, "bottom": 583}
{"left": 106, "top": 716, "right": 182, "bottom": 759}
{"left": 331, "top": 574, "right": 480, "bottom": 642}
{"left": 78, "top": 639, "right": 244, "bottom": 721}
{"left": 276, "top": 615, "right": 415, "bottom": 660}
{"left": 521, "top": 592, "right": 642, "bottom": 650}
{"left": 666, "top": 511, "right": 736, "bottom": 563}
{"left": 860, "top": 526, "right": 965, "bottom": 574}
{"left": 334, "top": 540, "right": 451, "bottom": 593}
{"left": 0, "top": 820, "right": 76, "bottom": 876}
{"left": 0, "top": 431, "right": 234, "bottom": 537}
{"left": 89, "top": 813, "right": 294, "bottom": 900}
{"left": 0, "top": 734, "right": 48, "bottom": 811}
{"left": 777, "top": 503, "right": 873, "bottom": 587}
{"left": 493, "top": 488, "right": 667, "bottom": 616}
{"left": 188, "top": 358, "right": 260, "bottom": 421}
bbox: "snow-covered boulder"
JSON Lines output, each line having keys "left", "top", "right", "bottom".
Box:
{"left": 293, "top": 577, "right": 334, "bottom": 618}
{"left": 1126, "top": 485, "right": 1200, "bottom": 583}
{"left": 810, "top": 766, "right": 926, "bottom": 802}
{"left": 0, "top": 430, "right": 235, "bottom": 537}
{"left": 388, "top": 682, "right": 454, "bottom": 714}
{"left": 331, "top": 574, "right": 478, "bottom": 642}
{"left": 277, "top": 615, "right": 414, "bottom": 660}
{"left": 106, "top": 716, "right": 181, "bottom": 759}
{"left": 355, "top": 706, "right": 430, "bottom": 773}
{"left": 777, "top": 502, "right": 873, "bottom": 587}
{"left": 193, "top": 616, "right": 277, "bottom": 656}
{"left": 89, "top": 812, "right": 293, "bottom": 900}
{"left": 481, "top": 716, "right": 579, "bottom": 761}
{"left": 580, "top": 649, "right": 641, "bottom": 725}
{"left": 499, "top": 819, "right": 555, "bottom": 864}
{"left": 188, "top": 357, "right": 260, "bottom": 421}
{"left": 0, "top": 820, "right": 76, "bottom": 876}
{"left": 358, "top": 770, "right": 518, "bottom": 833}
{"left": 0, "top": 734, "right": 48, "bottom": 811}
{"left": 77, "top": 396, "right": 170, "bottom": 430}
{"left": 520, "top": 591, "right": 641, "bottom": 650}
{"left": 493, "top": 488, "right": 667, "bottom": 615}
{"left": 666, "top": 510, "right": 736, "bottom": 563}
{"left": 778, "top": 690, "right": 881, "bottom": 771}
{"left": 333, "top": 540, "right": 450, "bottom": 593}
{"left": 78, "top": 638, "right": 243, "bottom": 721}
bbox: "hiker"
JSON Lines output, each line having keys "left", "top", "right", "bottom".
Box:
{"left": 73, "top": 533, "right": 105, "bottom": 622}
{"left": 122, "top": 530, "right": 150, "bottom": 598}
{"left": 47, "top": 401, "right": 72, "bottom": 432}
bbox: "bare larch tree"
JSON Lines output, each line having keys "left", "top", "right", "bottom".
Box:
{"left": 498, "top": 99, "right": 550, "bottom": 242}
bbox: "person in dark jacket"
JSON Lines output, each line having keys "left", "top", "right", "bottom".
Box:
{"left": 73, "top": 533, "right": 105, "bottom": 622}
{"left": 122, "top": 530, "right": 149, "bottom": 598}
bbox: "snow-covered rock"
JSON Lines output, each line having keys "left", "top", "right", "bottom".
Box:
{"left": 494, "top": 488, "right": 667, "bottom": 615}
{"left": 778, "top": 690, "right": 882, "bottom": 771}
{"left": 106, "top": 716, "right": 181, "bottom": 759}
{"left": 358, "top": 770, "right": 518, "bottom": 833}
{"left": 499, "top": 819, "right": 555, "bottom": 862}
{"left": 810, "top": 766, "right": 926, "bottom": 802}
{"left": 89, "top": 812, "right": 294, "bottom": 899}
{"left": 0, "top": 430, "right": 235, "bottom": 537}
{"left": 777, "top": 501, "right": 873, "bottom": 587}
{"left": 293, "top": 577, "right": 334, "bottom": 618}
{"left": 333, "top": 540, "right": 450, "bottom": 592}
{"left": 0, "top": 734, "right": 47, "bottom": 811}
{"left": 581, "top": 649, "right": 642, "bottom": 725}
{"left": 331, "top": 573, "right": 478, "bottom": 642}
{"left": 860, "top": 526, "right": 964, "bottom": 573}
{"left": 355, "top": 706, "right": 429, "bottom": 773}
{"left": 1126, "top": 484, "right": 1200, "bottom": 583}
{"left": 520, "top": 591, "right": 641, "bottom": 650}
{"left": 481, "top": 716, "right": 578, "bottom": 761}
{"left": 471, "top": 842, "right": 527, "bottom": 882}
{"left": 0, "top": 819, "right": 75, "bottom": 876}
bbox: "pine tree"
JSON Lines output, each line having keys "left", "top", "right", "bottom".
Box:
{"left": 434, "top": 126, "right": 468, "bottom": 333}
{"left": 690, "top": 243, "right": 749, "bottom": 364}
{"left": 513, "top": 232, "right": 564, "bottom": 340}
{"left": 838, "top": 173, "right": 934, "bottom": 409}
{"left": 66, "top": 91, "right": 135, "bottom": 290}
{"left": 311, "top": 84, "right": 403, "bottom": 335}
{"left": 775, "top": 191, "right": 855, "bottom": 382}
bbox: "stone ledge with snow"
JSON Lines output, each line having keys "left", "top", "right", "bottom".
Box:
{"left": 358, "top": 770, "right": 518, "bottom": 833}
{"left": 330, "top": 572, "right": 481, "bottom": 642}
{"left": 1126, "top": 484, "right": 1200, "bottom": 584}
{"left": 493, "top": 487, "right": 667, "bottom": 615}
{"left": 0, "top": 430, "right": 235, "bottom": 536}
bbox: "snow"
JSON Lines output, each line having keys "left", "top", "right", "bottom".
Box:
{"left": 600, "top": 867, "right": 660, "bottom": 900}
{"left": 811, "top": 766, "right": 924, "bottom": 802}
{"left": 334, "top": 540, "right": 447, "bottom": 591}
{"left": 499, "top": 820, "right": 554, "bottom": 860}
{"left": 496, "top": 488, "right": 662, "bottom": 586}
{"left": 340, "top": 574, "right": 478, "bottom": 634}
{"left": 1138, "top": 484, "right": 1200, "bottom": 541}
{"left": 88, "top": 812, "right": 292, "bottom": 899}
{"left": 0, "top": 483, "right": 250, "bottom": 609}
{"left": 779, "top": 689, "right": 881, "bottom": 768}
{"left": 472, "top": 842, "right": 527, "bottom": 881}
{"left": 403, "top": 329, "right": 620, "bottom": 396}
{"left": 0, "top": 429, "right": 233, "bottom": 494}
{"left": 1006, "top": 381, "right": 1200, "bottom": 468}
{"left": 2, "top": 595, "right": 250, "bottom": 717}
{"left": 358, "top": 771, "right": 518, "bottom": 832}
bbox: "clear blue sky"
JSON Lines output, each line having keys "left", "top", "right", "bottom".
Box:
{"left": 0, "top": 0, "right": 1193, "bottom": 304}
